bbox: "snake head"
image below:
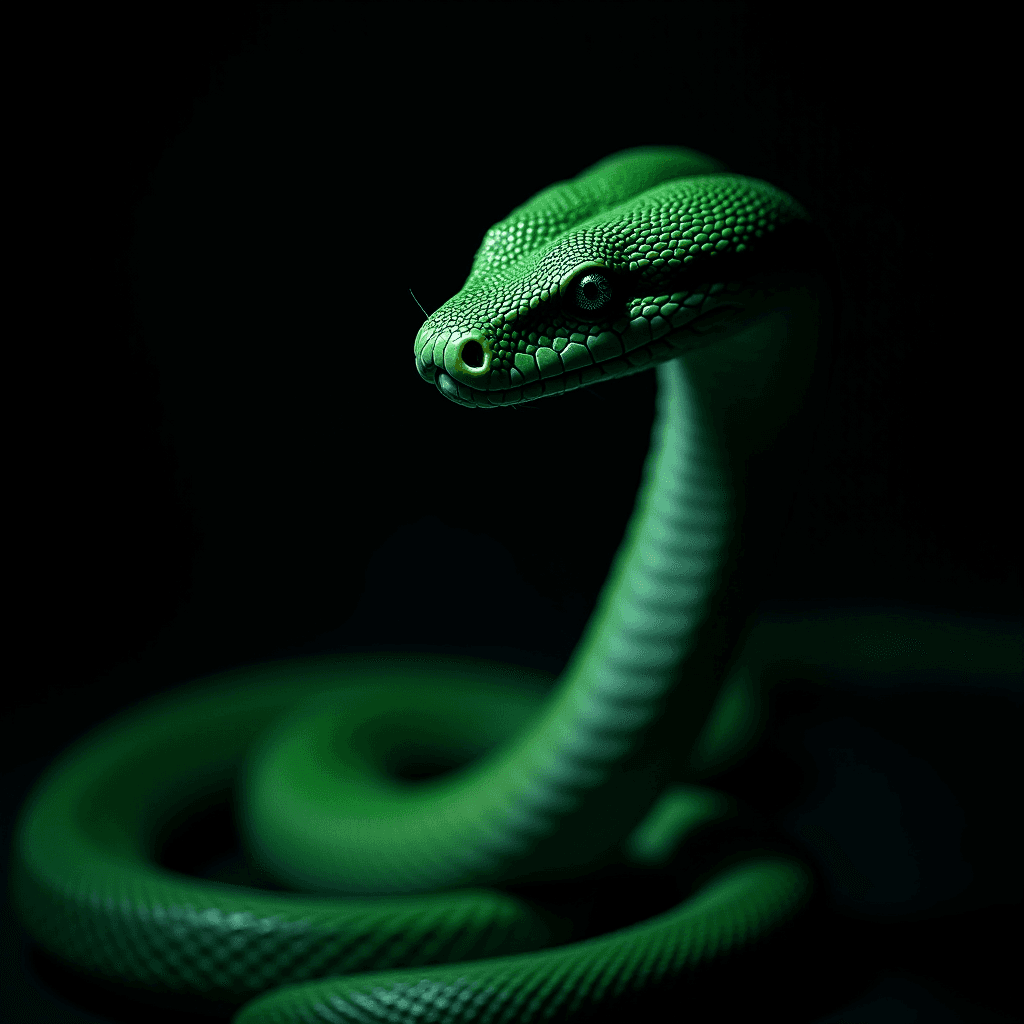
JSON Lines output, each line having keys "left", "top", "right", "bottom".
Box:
{"left": 414, "top": 154, "right": 813, "bottom": 409}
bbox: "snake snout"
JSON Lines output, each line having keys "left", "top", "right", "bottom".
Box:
{"left": 415, "top": 356, "right": 436, "bottom": 383}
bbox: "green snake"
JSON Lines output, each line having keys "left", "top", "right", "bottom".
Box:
{"left": 11, "top": 148, "right": 834, "bottom": 1021}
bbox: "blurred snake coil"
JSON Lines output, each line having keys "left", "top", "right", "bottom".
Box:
{"left": 11, "top": 148, "right": 837, "bottom": 1022}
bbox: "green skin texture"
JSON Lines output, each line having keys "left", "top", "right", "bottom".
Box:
{"left": 11, "top": 149, "right": 831, "bottom": 1022}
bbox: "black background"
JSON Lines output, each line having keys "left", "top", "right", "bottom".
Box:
{"left": 4, "top": 5, "right": 1020, "bottom": 1022}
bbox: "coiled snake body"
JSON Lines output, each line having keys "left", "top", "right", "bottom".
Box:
{"left": 12, "top": 148, "right": 834, "bottom": 1021}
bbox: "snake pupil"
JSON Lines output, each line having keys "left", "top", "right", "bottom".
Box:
{"left": 574, "top": 271, "right": 613, "bottom": 316}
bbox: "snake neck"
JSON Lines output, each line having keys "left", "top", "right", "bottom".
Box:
{"left": 243, "top": 273, "right": 830, "bottom": 895}
{"left": 471, "top": 270, "right": 830, "bottom": 883}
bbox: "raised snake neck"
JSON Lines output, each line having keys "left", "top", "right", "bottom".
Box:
{"left": 13, "top": 147, "right": 833, "bottom": 1022}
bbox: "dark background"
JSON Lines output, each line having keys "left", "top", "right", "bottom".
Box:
{"left": 5, "top": 4, "right": 1020, "bottom": 1022}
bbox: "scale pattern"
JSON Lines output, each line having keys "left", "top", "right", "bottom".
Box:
{"left": 235, "top": 858, "right": 810, "bottom": 1023}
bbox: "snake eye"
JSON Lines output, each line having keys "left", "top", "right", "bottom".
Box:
{"left": 561, "top": 265, "right": 616, "bottom": 323}
{"left": 574, "top": 272, "right": 613, "bottom": 313}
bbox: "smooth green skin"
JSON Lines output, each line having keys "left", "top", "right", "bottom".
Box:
{"left": 12, "top": 149, "right": 830, "bottom": 1022}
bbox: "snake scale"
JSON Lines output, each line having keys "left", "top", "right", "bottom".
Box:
{"left": 11, "top": 147, "right": 835, "bottom": 1021}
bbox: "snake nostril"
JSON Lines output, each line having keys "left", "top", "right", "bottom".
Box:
{"left": 461, "top": 340, "right": 485, "bottom": 368}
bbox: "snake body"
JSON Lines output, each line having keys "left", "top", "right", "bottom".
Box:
{"left": 12, "top": 148, "right": 832, "bottom": 1021}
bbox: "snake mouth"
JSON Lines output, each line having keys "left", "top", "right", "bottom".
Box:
{"left": 437, "top": 370, "right": 464, "bottom": 403}
{"left": 414, "top": 354, "right": 489, "bottom": 408}
{"left": 421, "top": 308, "right": 748, "bottom": 411}
{"left": 435, "top": 370, "right": 499, "bottom": 408}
